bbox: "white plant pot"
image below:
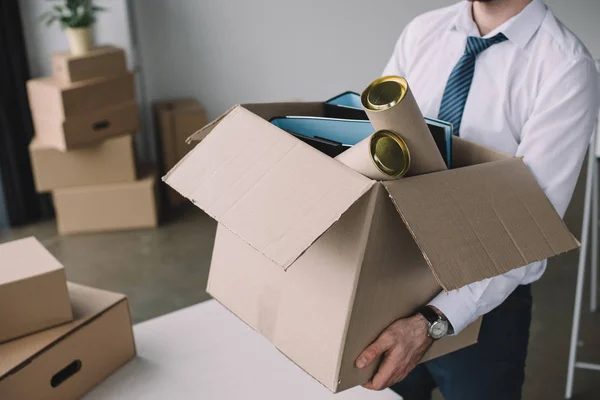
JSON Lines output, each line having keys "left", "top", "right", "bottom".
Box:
{"left": 66, "top": 27, "right": 92, "bottom": 56}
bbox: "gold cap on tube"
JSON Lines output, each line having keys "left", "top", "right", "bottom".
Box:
{"left": 369, "top": 130, "right": 411, "bottom": 178}
{"left": 361, "top": 76, "right": 408, "bottom": 111}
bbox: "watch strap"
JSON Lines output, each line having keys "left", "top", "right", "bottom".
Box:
{"left": 417, "top": 306, "right": 439, "bottom": 325}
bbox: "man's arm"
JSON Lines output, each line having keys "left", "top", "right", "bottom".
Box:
{"left": 357, "top": 57, "right": 599, "bottom": 389}
{"left": 430, "top": 56, "right": 599, "bottom": 334}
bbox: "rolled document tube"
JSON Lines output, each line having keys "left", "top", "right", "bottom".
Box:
{"left": 361, "top": 76, "right": 447, "bottom": 176}
{"left": 335, "top": 130, "right": 410, "bottom": 180}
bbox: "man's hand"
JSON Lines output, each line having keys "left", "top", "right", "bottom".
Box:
{"left": 356, "top": 314, "right": 433, "bottom": 391}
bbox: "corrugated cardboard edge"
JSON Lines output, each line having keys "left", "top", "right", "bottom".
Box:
{"left": 185, "top": 105, "right": 238, "bottom": 144}
{"left": 380, "top": 183, "right": 446, "bottom": 290}
{"left": 0, "top": 296, "right": 130, "bottom": 381}
{"left": 383, "top": 159, "right": 581, "bottom": 292}
{"left": 331, "top": 185, "right": 380, "bottom": 393}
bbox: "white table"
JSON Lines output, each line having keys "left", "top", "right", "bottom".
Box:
{"left": 85, "top": 300, "right": 401, "bottom": 400}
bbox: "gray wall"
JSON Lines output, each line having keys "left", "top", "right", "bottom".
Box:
{"left": 19, "top": 0, "right": 134, "bottom": 77}
{"left": 132, "top": 0, "right": 600, "bottom": 123}
{"left": 131, "top": 0, "right": 446, "bottom": 121}
{"left": 17, "top": 0, "right": 600, "bottom": 160}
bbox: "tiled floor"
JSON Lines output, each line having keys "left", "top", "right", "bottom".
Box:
{"left": 1, "top": 165, "right": 599, "bottom": 399}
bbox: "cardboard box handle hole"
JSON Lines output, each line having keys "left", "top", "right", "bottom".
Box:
{"left": 92, "top": 120, "right": 111, "bottom": 131}
{"left": 51, "top": 359, "right": 82, "bottom": 388}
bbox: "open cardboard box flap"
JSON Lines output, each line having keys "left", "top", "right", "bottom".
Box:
{"left": 166, "top": 102, "right": 578, "bottom": 280}
{"left": 384, "top": 141, "right": 579, "bottom": 291}
{"left": 185, "top": 102, "right": 328, "bottom": 144}
{"left": 164, "top": 105, "right": 374, "bottom": 269}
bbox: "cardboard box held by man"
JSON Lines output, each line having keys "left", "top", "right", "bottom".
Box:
{"left": 164, "top": 101, "right": 578, "bottom": 392}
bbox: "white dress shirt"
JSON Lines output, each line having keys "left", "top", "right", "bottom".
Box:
{"left": 383, "top": 0, "right": 599, "bottom": 334}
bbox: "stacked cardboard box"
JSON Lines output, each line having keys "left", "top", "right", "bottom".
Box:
{"left": 27, "top": 46, "right": 158, "bottom": 235}
{"left": 0, "top": 237, "right": 136, "bottom": 399}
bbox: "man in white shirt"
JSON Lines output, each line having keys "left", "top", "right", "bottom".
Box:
{"left": 354, "top": 0, "right": 599, "bottom": 398}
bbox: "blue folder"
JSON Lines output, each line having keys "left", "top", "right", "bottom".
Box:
{"left": 324, "top": 91, "right": 453, "bottom": 167}
{"left": 270, "top": 116, "right": 374, "bottom": 146}
{"left": 271, "top": 114, "right": 453, "bottom": 167}
{"left": 423, "top": 118, "right": 453, "bottom": 167}
{"left": 325, "top": 91, "right": 362, "bottom": 109}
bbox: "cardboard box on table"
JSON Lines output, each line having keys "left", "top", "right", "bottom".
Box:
{"left": 164, "top": 102, "right": 579, "bottom": 392}
{"left": 0, "top": 237, "right": 72, "bottom": 344}
{"left": 29, "top": 134, "right": 137, "bottom": 192}
{"left": 53, "top": 171, "right": 158, "bottom": 235}
{"left": 27, "top": 73, "right": 138, "bottom": 151}
{"left": 0, "top": 283, "right": 136, "bottom": 400}
{"left": 152, "top": 98, "right": 208, "bottom": 207}
{"left": 52, "top": 46, "right": 127, "bottom": 85}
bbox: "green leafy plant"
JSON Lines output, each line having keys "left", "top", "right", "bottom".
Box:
{"left": 40, "top": 0, "right": 106, "bottom": 29}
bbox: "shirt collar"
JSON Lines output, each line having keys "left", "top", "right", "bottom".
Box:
{"left": 451, "top": 0, "right": 547, "bottom": 49}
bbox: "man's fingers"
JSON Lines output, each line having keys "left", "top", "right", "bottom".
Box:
{"left": 356, "top": 331, "right": 396, "bottom": 369}
{"left": 360, "top": 315, "right": 432, "bottom": 391}
{"left": 362, "top": 381, "right": 379, "bottom": 390}
{"left": 364, "top": 350, "right": 403, "bottom": 391}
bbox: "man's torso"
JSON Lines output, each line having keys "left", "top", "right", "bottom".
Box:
{"left": 383, "top": 0, "right": 595, "bottom": 157}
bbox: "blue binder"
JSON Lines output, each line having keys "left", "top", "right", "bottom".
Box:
{"left": 324, "top": 91, "right": 453, "bottom": 167}
{"left": 325, "top": 91, "right": 362, "bottom": 109}
{"left": 270, "top": 116, "right": 373, "bottom": 146}
{"left": 423, "top": 118, "right": 453, "bottom": 167}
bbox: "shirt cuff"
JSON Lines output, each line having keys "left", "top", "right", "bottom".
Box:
{"left": 428, "top": 288, "right": 480, "bottom": 335}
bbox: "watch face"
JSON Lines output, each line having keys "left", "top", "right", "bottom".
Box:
{"left": 430, "top": 320, "right": 448, "bottom": 339}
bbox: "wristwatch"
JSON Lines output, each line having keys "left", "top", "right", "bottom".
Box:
{"left": 417, "top": 306, "right": 452, "bottom": 340}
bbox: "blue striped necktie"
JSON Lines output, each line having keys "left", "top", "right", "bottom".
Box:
{"left": 438, "top": 33, "right": 508, "bottom": 135}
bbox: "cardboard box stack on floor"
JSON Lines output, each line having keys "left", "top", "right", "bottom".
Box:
{"left": 152, "top": 98, "right": 207, "bottom": 208}
{"left": 164, "top": 102, "right": 580, "bottom": 392}
{"left": 26, "top": 46, "right": 158, "bottom": 235}
{"left": 0, "top": 237, "right": 136, "bottom": 399}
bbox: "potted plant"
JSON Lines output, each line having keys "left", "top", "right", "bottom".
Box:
{"left": 40, "top": 0, "right": 106, "bottom": 56}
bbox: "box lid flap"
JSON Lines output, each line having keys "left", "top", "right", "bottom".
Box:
{"left": 383, "top": 158, "right": 579, "bottom": 290}
{"left": 185, "top": 106, "right": 233, "bottom": 144}
{"left": 186, "top": 102, "right": 329, "bottom": 143}
{"left": 164, "top": 105, "right": 374, "bottom": 269}
{"left": 0, "top": 283, "right": 125, "bottom": 378}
